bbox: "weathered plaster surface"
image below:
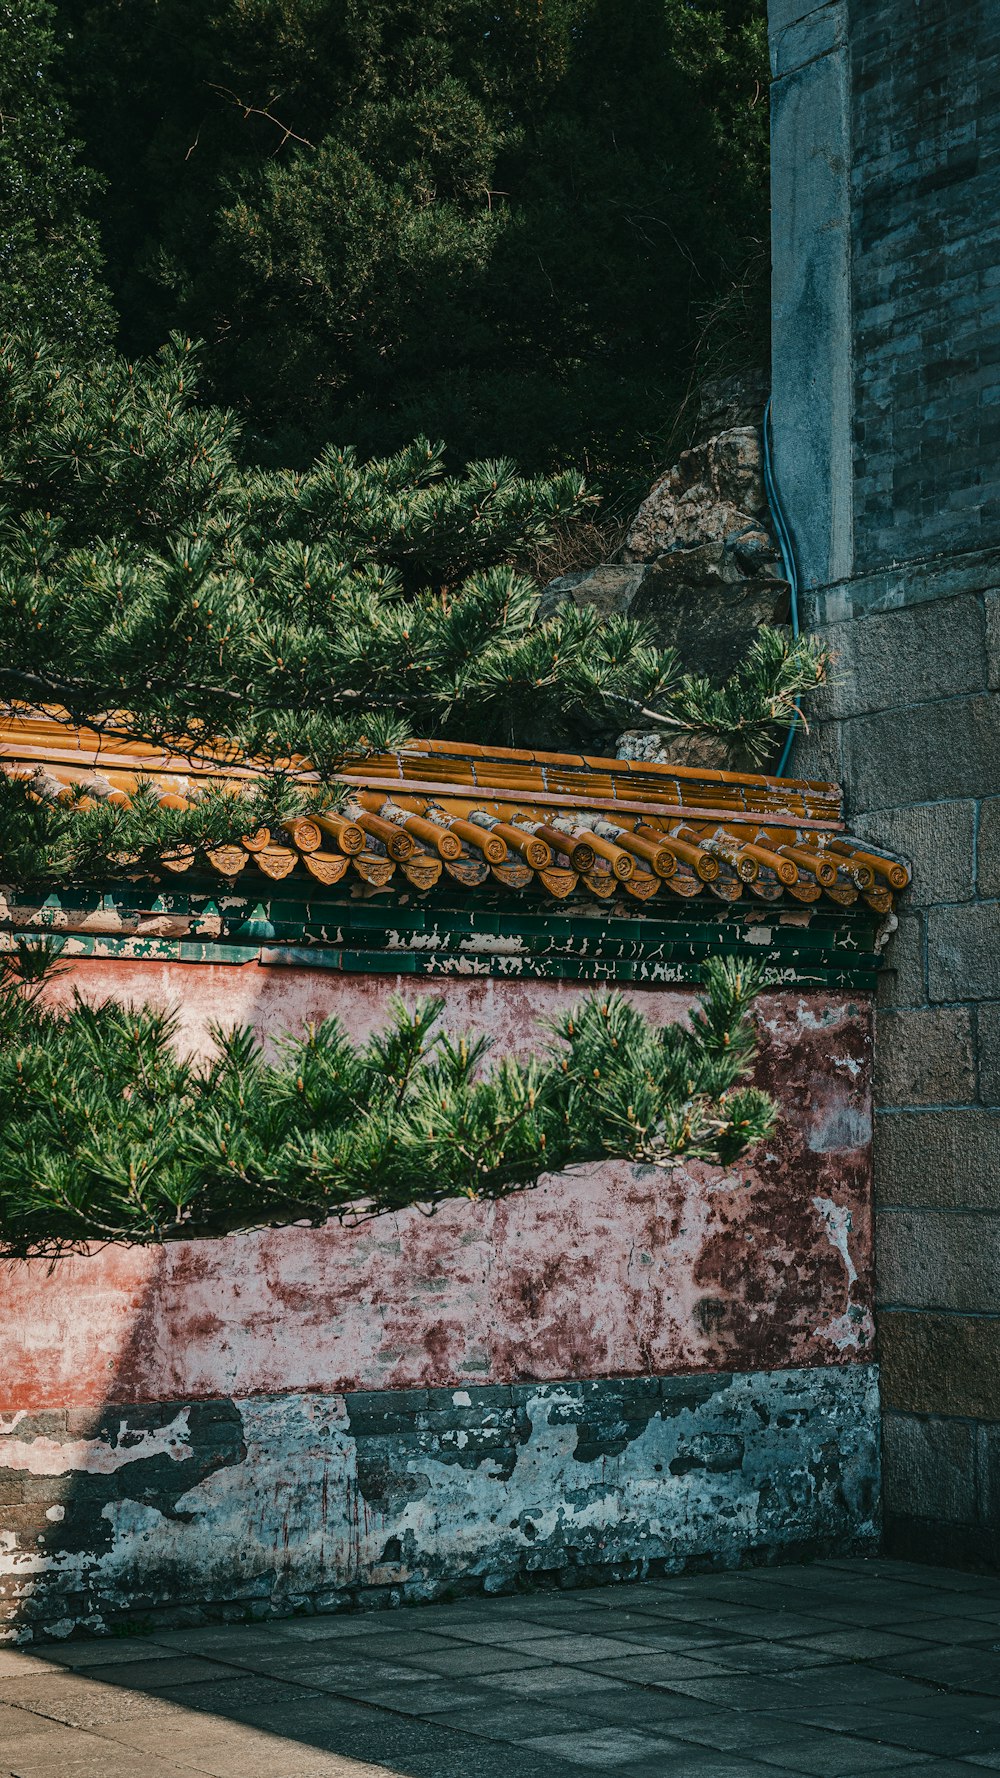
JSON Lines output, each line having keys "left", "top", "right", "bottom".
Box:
{"left": 2, "top": 985, "right": 873, "bottom": 1410}
{"left": 1, "top": 965, "right": 877, "bottom": 1634}
{"left": 1, "top": 1366, "right": 880, "bottom": 1641}
{"left": 39, "top": 956, "right": 695, "bottom": 1064}
{"left": 37, "top": 956, "right": 864, "bottom": 1070}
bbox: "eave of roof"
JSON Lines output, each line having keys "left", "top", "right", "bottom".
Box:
{"left": 0, "top": 712, "right": 910, "bottom": 914}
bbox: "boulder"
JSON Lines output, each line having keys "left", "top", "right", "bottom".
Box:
{"left": 630, "top": 546, "right": 788, "bottom": 682}
{"left": 616, "top": 726, "right": 733, "bottom": 772}
{"left": 694, "top": 368, "right": 770, "bottom": 436}
{"left": 539, "top": 539, "right": 787, "bottom": 684}
{"left": 535, "top": 563, "right": 647, "bottom": 623}
{"left": 623, "top": 427, "right": 768, "bottom": 562}
{"left": 535, "top": 368, "right": 788, "bottom": 768}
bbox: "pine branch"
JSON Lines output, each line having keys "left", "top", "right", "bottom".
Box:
{"left": 0, "top": 332, "right": 829, "bottom": 859}
{"left": 0, "top": 947, "right": 776, "bottom": 1255}
{"left": 605, "top": 629, "right": 828, "bottom": 766}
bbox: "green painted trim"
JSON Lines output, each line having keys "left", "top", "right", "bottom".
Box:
{"left": 3, "top": 888, "right": 883, "bottom": 940}
{"left": 4, "top": 876, "right": 882, "bottom": 929}
{"left": 1, "top": 873, "right": 886, "bottom": 988}
{"left": 0, "top": 928, "right": 880, "bottom": 990}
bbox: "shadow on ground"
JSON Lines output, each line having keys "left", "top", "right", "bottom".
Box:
{"left": 4, "top": 1557, "right": 1000, "bottom": 1778}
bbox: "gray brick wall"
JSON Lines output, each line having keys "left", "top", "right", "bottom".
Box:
{"left": 770, "top": 0, "right": 1000, "bottom": 1567}
{"left": 3, "top": 1370, "right": 880, "bottom": 1640}
{"left": 851, "top": 1, "right": 1000, "bottom": 573}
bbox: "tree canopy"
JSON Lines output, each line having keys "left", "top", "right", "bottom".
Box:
{"left": 0, "top": 4, "right": 790, "bottom": 1245}
{"left": 41, "top": 0, "right": 768, "bottom": 487}
{"left": 0, "top": 0, "right": 113, "bottom": 354}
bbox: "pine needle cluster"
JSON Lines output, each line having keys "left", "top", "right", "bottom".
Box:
{"left": 0, "top": 944, "right": 776, "bottom": 1257}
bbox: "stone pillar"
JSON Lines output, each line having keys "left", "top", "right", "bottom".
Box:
{"left": 770, "top": 0, "right": 1000, "bottom": 1565}
{"left": 769, "top": 0, "right": 853, "bottom": 592}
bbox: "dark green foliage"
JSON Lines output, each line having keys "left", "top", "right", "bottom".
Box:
{"left": 0, "top": 944, "right": 776, "bottom": 1255}
{"left": 0, "top": 334, "right": 823, "bottom": 774}
{"left": 0, "top": 5, "right": 787, "bottom": 1255}
{"left": 0, "top": 332, "right": 629, "bottom": 768}
{"left": 52, "top": 0, "right": 769, "bottom": 486}
{"left": 0, "top": 334, "right": 824, "bottom": 883}
{"left": 0, "top": 1, "right": 113, "bottom": 353}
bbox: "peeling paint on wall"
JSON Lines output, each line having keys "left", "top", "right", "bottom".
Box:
{"left": 0, "top": 1410, "right": 196, "bottom": 1477}
{"left": 2, "top": 1366, "right": 879, "bottom": 1642}
{"left": 1, "top": 982, "right": 874, "bottom": 1410}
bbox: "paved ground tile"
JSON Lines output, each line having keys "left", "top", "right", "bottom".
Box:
{"left": 753, "top": 1731, "right": 931, "bottom": 1773}
{"left": 522, "top": 1722, "right": 691, "bottom": 1765}
{"left": 9, "top": 1558, "right": 1000, "bottom": 1777}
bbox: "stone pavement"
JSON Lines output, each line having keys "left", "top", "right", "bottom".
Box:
{"left": 6, "top": 1557, "right": 1000, "bottom": 1778}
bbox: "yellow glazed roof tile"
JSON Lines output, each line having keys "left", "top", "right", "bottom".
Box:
{"left": 0, "top": 710, "right": 910, "bottom": 912}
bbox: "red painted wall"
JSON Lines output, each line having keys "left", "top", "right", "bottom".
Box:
{"left": 1, "top": 962, "right": 874, "bottom": 1412}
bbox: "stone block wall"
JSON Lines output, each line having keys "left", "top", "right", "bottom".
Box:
{"left": 770, "top": 0, "right": 1000, "bottom": 1563}
{"left": 799, "top": 588, "right": 1000, "bottom": 1564}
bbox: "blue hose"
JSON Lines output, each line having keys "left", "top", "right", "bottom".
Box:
{"left": 761, "top": 396, "right": 800, "bottom": 778}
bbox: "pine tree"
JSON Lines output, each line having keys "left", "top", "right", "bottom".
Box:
{"left": 0, "top": 942, "right": 777, "bottom": 1255}
{"left": 0, "top": 332, "right": 824, "bottom": 891}
{"left": 0, "top": 7, "right": 792, "bottom": 1251}
{"left": 0, "top": 0, "right": 113, "bottom": 353}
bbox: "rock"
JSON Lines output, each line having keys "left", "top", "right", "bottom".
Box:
{"left": 623, "top": 427, "right": 768, "bottom": 562}
{"left": 695, "top": 369, "right": 770, "bottom": 436}
{"left": 542, "top": 543, "right": 787, "bottom": 684}
{"left": 534, "top": 368, "right": 787, "bottom": 768}
{"left": 630, "top": 548, "right": 789, "bottom": 681}
{"left": 617, "top": 727, "right": 733, "bottom": 772}
{"left": 729, "top": 525, "right": 779, "bottom": 576}
{"left": 535, "top": 571, "right": 589, "bottom": 622}
{"left": 536, "top": 563, "right": 648, "bottom": 623}
{"left": 609, "top": 409, "right": 787, "bottom": 681}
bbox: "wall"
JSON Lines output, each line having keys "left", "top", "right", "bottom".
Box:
{"left": 769, "top": 0, "right": 1000, "bottom": 1563}
{"left": 1, "top": 962, "right": 878, "bottom": 1640}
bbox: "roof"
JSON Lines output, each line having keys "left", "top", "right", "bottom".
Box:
{"left": 0, "top": 713, "right": 910, "bottom": 914}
